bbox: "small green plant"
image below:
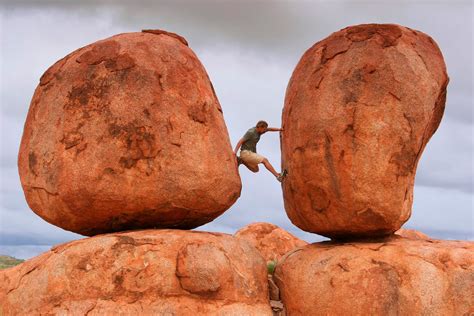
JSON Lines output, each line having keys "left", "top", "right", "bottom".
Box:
{"left": 267, "top": 260, "right": 277, "bottom": 275}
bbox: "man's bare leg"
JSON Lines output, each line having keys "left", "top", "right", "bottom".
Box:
{"left": 243, "top": 162, "right": 259, "bottom": 173}
{"left": 261, "top": 158, "right": 280, "bottom": 178}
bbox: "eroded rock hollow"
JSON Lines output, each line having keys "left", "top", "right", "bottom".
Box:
{"left": 281, "top": 24, "right": 449, "bottom": 238}
{"left": 18, "top": 30, "right": 241, "bottom": 236}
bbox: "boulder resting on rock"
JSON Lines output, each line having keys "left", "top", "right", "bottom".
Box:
{"left": 18, "top": 30, "right": 241, "bottom": 236}
{"left": 281, "top": 24, "right": 449, "bottom": 238}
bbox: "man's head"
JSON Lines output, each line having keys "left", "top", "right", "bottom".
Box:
{"left": 256, "top": 120, "right": 268, "bottom": 134}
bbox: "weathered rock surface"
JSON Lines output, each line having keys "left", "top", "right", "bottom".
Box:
{"left": 395, "top": 228, "right": 430, "bottom": 240}
{"left": 281, "top": 24, "right": 449, "bottom": 238}
{"left": 234, "top": 222, "right": 307, "bottom": 262}
{"left": 0, "top": 230, "right": 271, "bottom": 315}
{"left": 18, "top": 30, "right": 241, "bottom": 236}
{"left": 274, "top": 237, "right": 473, "bottom": 316}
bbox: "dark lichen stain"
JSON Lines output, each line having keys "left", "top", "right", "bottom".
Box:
{"left": 119, "top": 156, "right": 138, "bottom": 169}
{"left": 324, "top": 132, "right": 341, "bottom": 199}
{"left": 154, "top": 71, "right": 164, "bottom": 91}
{"left": 358, "top": 208, "right": 390, "bottom": 227}
{"left": 339, "top": 150, "right": 345, "bottom": 161}
{"left": 389, "top": 143, "right": 417, "bottom": 179}
{"left": 113, "top": 274, "right": 124, "bottom": 286}
{"left": 308, "top": 186, "right": 331, "bottom": 213}
{"left": 369, "top": 259, "right": 401, "bottom": 314}
{"left": 28, "top": 152, "right": 38, "bottom": 176}
{"left": 61, "top": 131, "right": 84, "bottom": 149}
{"left": 108, "top": 121, "right": 160, "bottom": 170}
{"left": 188, "top": 102, "right": 210, "bottom": 124}
{"left": 108, "top": 123, "right": 123, "bottom": 138}
{"left": 103, "top": 167, "right": 116, "bottom": 175}
{"left": 76, "top": 257, "right": 90, "bottom": 271}
{"left": 343, "top": 124, "right": 354, "bottom": 135}
{"left": 341, "top": 69, "right": 363, "bottom": 104}
{"left": 68, "top": 85, "right": 90, "bottom": 106}
{"left": 104, "top": 53, "right": 136, "bottom": 72}
{"left": 66, "top": 74, "right": 112, "bottom": 112}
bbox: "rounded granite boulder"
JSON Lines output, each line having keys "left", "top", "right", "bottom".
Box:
{"left": 18, "top": 30, "right": 241, "bottom": 236}
{"left": 234, "top": 222, "right": 308, "bottom": 262}
{"left": 274, "top": 237, "right": 473, "bottom": 315}
{"left": 281, "top": 24, "right": 449, "bottom": 238}
{"left": 0, "top": 230, "right": 272, "bottom": 315}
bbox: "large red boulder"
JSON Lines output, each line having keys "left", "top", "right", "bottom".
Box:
{"left": 274, "top": 237, "right": 473, "bottom": 315}
{"left": 18, "top": 30, "right": 241, "bottom": 236}
{"left": 281, "top": 24, "right": 449, "bottom": 238}
{"left": 0, "top": 230, "right": 272, "bottom": 315}
{"left": 235, "top": 222, "right": 307, "bottom": 262}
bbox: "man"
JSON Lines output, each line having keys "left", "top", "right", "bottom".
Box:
{"left": 234, "top": 120, "right": 286, "bottom": 182}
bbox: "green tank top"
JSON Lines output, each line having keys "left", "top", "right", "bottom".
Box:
{"left": 241, "top": 127, "right": 260, "bottom": 153}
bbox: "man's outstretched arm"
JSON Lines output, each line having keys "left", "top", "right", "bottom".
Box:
{"left": 266, "top": 127, "right": 284, "bottom": 132}
{"left": 234, "top": 138, "right": 244, "bottom": 155}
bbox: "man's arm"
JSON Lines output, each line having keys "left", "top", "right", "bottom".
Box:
{"left": 234, "top": 138, "right": 245, "bottom": 154}
{"left": 266, "top": 127, "right": 283, "bottom": 132}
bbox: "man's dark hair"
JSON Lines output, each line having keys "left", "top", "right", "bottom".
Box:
{"left": 256, "top": 120, "right": 268, "bottom": 128}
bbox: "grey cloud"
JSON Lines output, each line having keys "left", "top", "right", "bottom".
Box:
{"left": 1, "top": 120, "right": 24, "bottom": 169}
{"left": 0, "top": 1, "right": 472, "bottom": 259}
{"left": 415, "top": 119, "right": 473, "bottom": 193}
{"left": 406, "top": 228, "right": 472, "bottom": 241}
{"left": 0, "top": 245, "right": 51, "bottom": 260}
{"left": 1, "top": 204, "right": 82, "bottom": 243}
{"left": 444, "top": 92, "right": 473, "bottom": 125}
{"left": 2, "top": 1, "right": 471, "bottom": 125}
{"left": 0, "top": 232, "right": 76, "bottom": 246}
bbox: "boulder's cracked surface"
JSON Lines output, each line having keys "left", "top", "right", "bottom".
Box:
{"left": 281, "top": 24, "right": 449, "bottom": 238}
{"left": 274, "top": 237, "right": 473, "bottom": 316}
{"left": 0, "top": 230, "right": 272, "bottom": 315}
{"left": 18, "top": 30, "right": 241, "bottom": 236}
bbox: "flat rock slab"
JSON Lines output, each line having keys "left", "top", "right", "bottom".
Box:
{"left": 18, "top": 30, "right": 241, "bottom": 236}
{"left": 274, "top": 237, "right": 473, "bottom": 316}
{"left": 281, "top": 23, "right": 448, "bottom": 238}
{"left": 0, "top": 230, "right": 272, "bottom": 315}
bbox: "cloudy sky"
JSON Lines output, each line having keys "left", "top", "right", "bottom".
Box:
{"left": 0, "top": 0, "right": 472, "bottom": 259}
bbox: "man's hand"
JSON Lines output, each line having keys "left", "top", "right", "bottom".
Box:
{"left": 235, "top": 154, "right": 241, "bottom": 168}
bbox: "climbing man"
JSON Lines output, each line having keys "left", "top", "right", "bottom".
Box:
{"left": 234, "top": 120, "right": 286, "bottom": 182}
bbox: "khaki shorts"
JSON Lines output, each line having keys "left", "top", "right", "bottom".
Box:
{"left": 240, "top": 150, "right": 265, "bottom": 167}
